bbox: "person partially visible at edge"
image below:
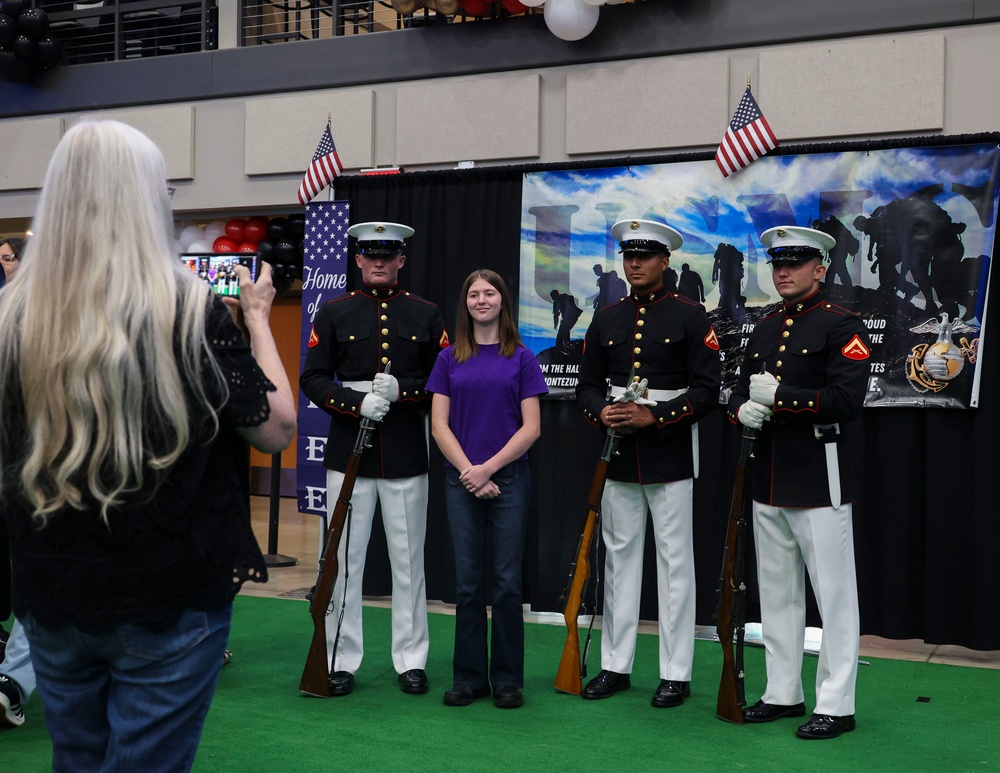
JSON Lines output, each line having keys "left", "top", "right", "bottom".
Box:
{"left": 575, "top": 218, "right": 722, "bottom": 709}
{"left": 0, "top": 119, "right": 296, "bottom": 772}
{"left": 729, "top": 225, "right": 870, "bottom": 740}
{"left": 299, "top": 221, "right": 448, "bottom": 699}
{"left": 426, "top": 269, "right": 547, "bottom": 709}
{"left": 0, "top": 236, "right": 24, "bottom": 284}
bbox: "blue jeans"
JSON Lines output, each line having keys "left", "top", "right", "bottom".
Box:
{"left": 444, "top": 460, "right": 530, "bottom": 689}
{"left": 22, "top": 605, "right": 231, "bottom": 773}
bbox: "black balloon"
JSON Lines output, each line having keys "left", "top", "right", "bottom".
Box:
{"left": 286, "top": 215, "right": 305, "bottom": 238}
{"left": 256, "top": 239, "right": 274, "bottom": 260}
{"left": 0, "top": 13, "right": 15, "bottom": 46}
{"left": 0, "top": 47, "right": 36, "bottom": 82}
{"left": 274, "top": 239, "right": 297, "bottom": 262}
{"left": 266, "top": 216, "right": 288, "bottom": 242}
{"left": 0, "top": 0, "right": 26, "bottom": 18}
{"left": 12, "top": 33, "right": 36, "bottom": 59}
{"left": 35, "top": 34, "right": 60, "bottom": 66}
{"left": 17, "top": 7, "right": 47, "bottom": 37}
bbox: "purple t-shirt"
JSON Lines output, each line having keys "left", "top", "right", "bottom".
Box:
{"left": 426, "top": 343, "right": 548, "bottom": 467}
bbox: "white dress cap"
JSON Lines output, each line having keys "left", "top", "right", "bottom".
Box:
{"left": 611, "top": 218, "right": 684, "bottom": 253}
{"left": 347, "top": 221, "right": 415, "bottom": 253}
{"left": 761, "top": 225, "right": 836, "bottom": 262}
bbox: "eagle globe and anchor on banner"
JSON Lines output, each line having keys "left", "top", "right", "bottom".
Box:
{"left": 905, "top": 312, "right": 980, "bottom": 394}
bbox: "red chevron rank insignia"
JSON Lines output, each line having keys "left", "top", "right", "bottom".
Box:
{"left": 704, "top": 327, "right": 720, "bottom": 351}
{"left": 439, "top": 328, "right": 451, "bottom": 348}
{"left": 842, "top": 334, "right": 870, "bottom": 360}
{"left": 308, "top": 326, "right": 320, "bottom": 348}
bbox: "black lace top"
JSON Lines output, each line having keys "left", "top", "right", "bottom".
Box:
{"left": 2, "top": 297, "right": 274, "bottom": 633}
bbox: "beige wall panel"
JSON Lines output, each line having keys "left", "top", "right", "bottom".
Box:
{"left": 760, "top": 35, "right": 944, "bottom": 140}
{"left": 396, "top": 74, "right": 540, "bottom": 166}
{"left": 566, "top": 56, "right": 730, "bottom": 155}
{"left": 244, "top": 91, "right": 374, "bottom": 175}
{"left": 0, "top": 117, "right": 63, "bottom": 191}
{"left": 75, "top": 106, "right": 196, "bottom": 180}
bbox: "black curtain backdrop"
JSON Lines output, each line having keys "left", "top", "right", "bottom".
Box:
{"left": 333, "top": 137, "right": 1000, "bottom": 650}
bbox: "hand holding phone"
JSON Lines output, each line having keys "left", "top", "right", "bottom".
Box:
{"left": 182, "top": 253, "right": 259, "bottom": 297}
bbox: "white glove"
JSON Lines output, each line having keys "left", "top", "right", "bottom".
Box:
{"left": 372, "top": 372, "right": 400, "bottom": 403}
{"left": 749, "top": 372, "right": 779, "bottom": 407}
{"left": 738, "top": 401, "right": 773, "bottom": 429}
{"left": 360, "top": 393, "right": 390, "bottom": 422}
{"left": 614, "top": 377, "right": 657, "bottom": 406}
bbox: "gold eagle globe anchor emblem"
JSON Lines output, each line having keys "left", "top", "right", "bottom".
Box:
{"left": 905, "top": 312, "right": 979, "bottom": 393}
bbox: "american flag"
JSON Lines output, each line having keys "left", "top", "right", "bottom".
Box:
{"left": 715, "top": 86, "right": 779, "bottom": 178}
{"left": 297, "top": 123, "right": 344, "bottom": 206}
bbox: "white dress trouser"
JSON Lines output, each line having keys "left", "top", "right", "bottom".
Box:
{"left": 323, "top": 471, "right": 430, "bottom": 675}
{"left": 752, "top": 502, "right": 860, "bottom": 716}
{"left": 600, "top": 478, "right": 695, "bottom": 681}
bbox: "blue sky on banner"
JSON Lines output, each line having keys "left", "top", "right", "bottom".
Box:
{"left": 297, "top": 201, "right": 350, "bottom": 517}
{"left": 517, "top": 144, "right": 1000, "bottom": 353}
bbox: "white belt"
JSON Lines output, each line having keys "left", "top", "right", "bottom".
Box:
{"left": 607, "top": 385, "right": 700, "bottom": 479}
{"left": 343, "top": 380, "right": 373, "bottom": 392}
{"left": 608, "top": 385, "right": 687, "bottom": 402}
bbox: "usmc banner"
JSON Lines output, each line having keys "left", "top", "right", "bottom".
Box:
{"left": 517, "top": 138, "right": 999, "bottom": 408}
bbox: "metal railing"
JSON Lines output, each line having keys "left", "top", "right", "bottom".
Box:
{"left": 41, "top": 0, "right": 217, "bottom": 63}
{"left": 240, "top": 0, "right": 528, "bottom": 45}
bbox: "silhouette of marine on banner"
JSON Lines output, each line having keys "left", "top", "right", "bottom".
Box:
{"left": 517, "top": 139, "right": 998, "bottom": 408}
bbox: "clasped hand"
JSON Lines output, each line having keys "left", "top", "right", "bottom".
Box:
{"left": 601, "top": 401, "right": 655, "bottom": 434}
{"left": 459, "top": 464, "right": 499, "bottom": 499}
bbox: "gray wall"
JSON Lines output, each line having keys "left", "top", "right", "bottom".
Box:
{"left": 2, "top": 0, "right": 1000, "bottom": 228}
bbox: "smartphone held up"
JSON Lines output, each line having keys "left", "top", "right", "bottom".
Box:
{"left": 182, "top": 253, "right": 260, "bottom": 297}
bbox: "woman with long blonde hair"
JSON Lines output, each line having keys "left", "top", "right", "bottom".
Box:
{"left": 0, "top": 120, "right": 295, "bottom": 772}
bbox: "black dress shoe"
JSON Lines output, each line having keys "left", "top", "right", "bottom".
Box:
{"left": 328, "top": 671, "right": 355, "bottom": 697}
{"left": 581, "top": 670, "right": 631, "bottom": 700}
{"left": 743, "top": 699, "right": 806, "bottom": 723}
{"left": 493, "top": 686, "right": 523, "bottom": 709}
{"left": 443, "top": 684, "right": 491, "bottom": 707}
{"left": 796, "top": 713, "right": 856, "bottom": 739}
{"left": 650, "top": 680, "right": 690, "bottom": 708}
{"left": 398, "top": 669, "right": 428, "bottom": 695}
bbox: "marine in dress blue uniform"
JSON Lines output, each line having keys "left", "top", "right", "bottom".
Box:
{"left": 300, "top": 222, "right": 448, "bottom": 697}
{"left": 576, "top": 218, "right": 721, "bottom": 708}
{"left": 729, "top": 225, "right": 870, "bottom": 739}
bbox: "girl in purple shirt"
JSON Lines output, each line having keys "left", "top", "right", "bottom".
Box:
{"left": 426, "top": 269, "right": 547, "bottom": 709}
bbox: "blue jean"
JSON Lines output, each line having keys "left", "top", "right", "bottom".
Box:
{"left": 22, "top": 605, "right": 231, "bottom": 773}
{"left": 444, "top": 460, "right": 530, "bottom": 689}
{"left": 0, "top": 618, "right": 36, "bottom": 702}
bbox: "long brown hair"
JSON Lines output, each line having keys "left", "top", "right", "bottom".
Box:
{"left": 451, "top": 269, "right": 522, "bottom": 363}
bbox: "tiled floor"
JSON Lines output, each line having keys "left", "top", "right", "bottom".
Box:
{"left": 249, "top": 495, "right": 1000, "bottom": 670}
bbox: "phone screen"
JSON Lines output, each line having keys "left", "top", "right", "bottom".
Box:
{"left": 181, "top": 253, "right": 259, "bottom": 297}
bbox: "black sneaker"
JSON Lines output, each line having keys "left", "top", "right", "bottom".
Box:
{"left": 0, "top": 675, "right": 24, "bottom": 727}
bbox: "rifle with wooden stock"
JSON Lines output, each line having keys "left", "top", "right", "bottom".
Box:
{"left": 299, "top": 365, "right": 389, "bottom": 697}
{"left": 555, "top": 374, "right": 652, "bottom": 695}
{"left": 715, "top": 423, "right": 758, "bottom": 723}
{"left": 553, "top": 427, "right": 621, "bottom": 695}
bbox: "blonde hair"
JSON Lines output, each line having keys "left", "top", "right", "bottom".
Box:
{"left": 0, "top": 119, "right": 224, "bottom": 524}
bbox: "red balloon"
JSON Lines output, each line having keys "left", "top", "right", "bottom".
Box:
{"left": 225, "top": 218, "right": 246, "bottom": 243}
{"left": 243, "top": 221, "right": 267, "bottom": 243}
{"left": 500, "top": 0, "right": 528, "bottom": 13}
{"left": 238, "top": 242, "right": 258, "bottom": 253}
{"left": 461, "top": 0, "right": 491, "bottom": 16}
{"left": 213, "top": 236, "right": 237, "bottom": 253}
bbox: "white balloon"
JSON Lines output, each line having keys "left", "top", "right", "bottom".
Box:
{"left": 187, "top": 241, "right": 211, "bottom": 253}
{"left": 544, "top": 0, "right": 599, "bottom": 41}
{"left": 580, "top": 0, "right": 604, "bottom": 6}
{"left": 178, "top": 225, "right": 205, "bottom": 250}
{"left": 519, "top": 0, "right": 545, "bottom": 6}
{"left": 203, "top": 220, "right": 227, "bottom": 242}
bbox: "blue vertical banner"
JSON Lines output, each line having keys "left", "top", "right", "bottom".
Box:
{"left": 296, "top": 201, "right": 350, "bottom": 517}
